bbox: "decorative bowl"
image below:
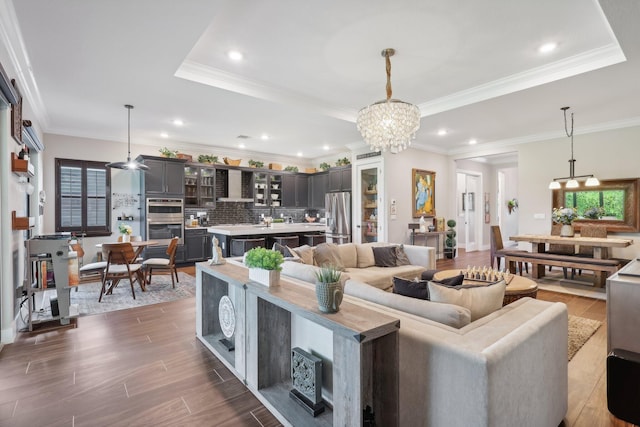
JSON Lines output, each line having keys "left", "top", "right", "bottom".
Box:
{"left": 271, "top": 194, "right": 279, "bottom": 199}
{"left": 224, "top": 157, "right": 242, "bottom": 166}
{"left": 272, "top": 184, "right": 279, "bottom": 189}
{"left": 256, "top": 194, "right": 264, "bottom": 199}
{"left": 306, "top": 217, "right": 316, "bottom": 223}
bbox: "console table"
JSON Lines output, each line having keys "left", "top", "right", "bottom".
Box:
{"left": 196, "top": 262, "right": 399, "bottom": 427}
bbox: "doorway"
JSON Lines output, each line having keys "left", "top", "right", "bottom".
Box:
{"left": 353, "top": 158, "right": 384, "bottom": 244}
{"left": 456, "top": 171, "right": 482, "bottom": 252}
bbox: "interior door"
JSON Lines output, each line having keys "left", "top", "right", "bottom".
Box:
{"left": 457, "top": 172, "right": 481, "bottom": 252}
{"left": 354, "top": 159, "right": 384, "bottom": 244}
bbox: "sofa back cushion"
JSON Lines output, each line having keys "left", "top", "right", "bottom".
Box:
{"left": 313, "top": 243, "right": 345, "bottom": 270}
{"left": 290, "top": 245, "right": 314, "bottom": 265}
{"left": 282, "top": 260, "right": 320, "bottom": 283}
{"left": 428, "top": 280, "right": 506, "bottom": 321}
{"left": 337, "top": 243, "right": 358, "bottom": 268}
{"left": 356, "top": 243, "right": 377, "bottom": 268}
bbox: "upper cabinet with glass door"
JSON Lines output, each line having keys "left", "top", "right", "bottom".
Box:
{"left": 184, "top": 164, "right": 216, "bottom": 208}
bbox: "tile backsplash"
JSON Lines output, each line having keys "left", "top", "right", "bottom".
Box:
{"left": 185, "top": 203, "right": 324, "bottom": 225}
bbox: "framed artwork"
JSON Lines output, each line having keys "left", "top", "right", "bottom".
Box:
{"left": 484, "top": 193, "right": 490, "bottom": 224}
{"left": 435, "top": 217, "right": 445, "bottom": 232}
{"left": 10, "top": 79, "right": 22, "bottom": 145}
{"left": 462, "top": 192, "right": 475, "bottom": 212}
{"left": 412, "top": 169, "right": 436, "bottom": 217}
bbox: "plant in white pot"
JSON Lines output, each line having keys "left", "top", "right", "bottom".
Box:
{"left": 244, "top": 247, "right": 284, "bottom": 287}
{"left": 315, "top": 265, "right": 343, "bottom": 313}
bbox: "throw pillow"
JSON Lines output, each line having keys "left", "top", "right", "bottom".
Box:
{"left": 392, "top": 276, "right": 429, "bottom": 300}
{"left": 290, "top": 245, "right": 314, "bottom": 265}
{"left": 434, "top": 274, "right": 465, "bottom": 287}
{"left": 395, "top": 244, "right": 411, "bottom": 266}
{"left": 337, "top": 243, "right": 358, "bottom": 268}
{"left": 356, "top": 244, "right": 376, "bottom": 268}
{"left": 272, "top": 242, "right": 293, "bottom": 258}
{"left": 313, "top": 243, "right": 345, "bottom": 270}
{"left": 420, "top": 270, "right": 439, "bottom": 281}
{"left": 427, "top": 280, "right": 506, "bottom": 321}
{"left": 373, "top": 246, "right": 398, "bottom": 267}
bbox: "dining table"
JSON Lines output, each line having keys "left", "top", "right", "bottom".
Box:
{"left": 96, "top": 240, "right": 159, "bottom": 262}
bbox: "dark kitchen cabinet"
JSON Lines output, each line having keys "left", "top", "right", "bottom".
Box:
{"left": 309, "top": 172, "right": 328, "bottom": 208}
{"left": 328, "top": 165, "right": 352, "bottom": 192}
{"left": 185, "top": 164, "right": 216, "bottom": 207}
{"left": 253, "top": 171, "right": 283, "bottom": 207}
{"left": 137, "top": 155, "right": 186, "bottom": 197}
{"left": 184, "top": 228, "right": 212, "bottom": 262}
{"left": 282, "top": 174, "right": 309, "bottom": 207}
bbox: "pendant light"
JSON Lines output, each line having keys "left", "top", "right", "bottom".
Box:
{"left": 548, "top": 106, "right": 598, "bottom": 189}
{"left": 106, "top": 104, "right": 149, "bottom": 171}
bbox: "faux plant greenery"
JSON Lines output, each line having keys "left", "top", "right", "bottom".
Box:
{"left": 244, "top": 247, "right": 284, "bottom": 271}
{"left": 315, "top": 265, "right": 342, "bottom": 283}
{"left": 335, "top": 157, "right": 351, "bottom": 166}
{"left": 159, "top": 147, "right": 178, "bottom": 158}
{"left": 319, "top": 162, "right": 331, "bottom": 171}
{"left": 552, "top": 207, "right": 578, "bottom": 225}
{"left": 584, "top": 206, "right": 605, "bottom": 219}
{"left": 248, "top": 159, "right": 264, "bottom": 168}
{"left": 284, "top": 165, "right": 299, "bottom": 172}
{"left": 198, "top": 154, "right": 218, "bottom": 164}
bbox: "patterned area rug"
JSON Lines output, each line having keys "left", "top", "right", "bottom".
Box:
{"left": 28, "top": 272, "right": 195, "bottom": 322}
{"left": 568, "top": 314, "right": 602, "bottom": 361}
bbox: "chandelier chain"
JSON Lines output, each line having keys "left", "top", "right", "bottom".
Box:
{"left": 385, "top": 52, "right": 392, "bottom": 101}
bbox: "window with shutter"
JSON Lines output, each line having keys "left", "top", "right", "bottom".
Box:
{"left": 56, "top": 158, "right": 111, "bottom": 236}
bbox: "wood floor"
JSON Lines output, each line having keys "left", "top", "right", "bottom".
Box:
{"left": 0, "top": 250, "right": 633, "bottom": 426}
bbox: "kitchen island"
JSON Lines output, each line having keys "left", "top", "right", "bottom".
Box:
{"left": 208, "top": 222, "right": 326, "bottom": 256}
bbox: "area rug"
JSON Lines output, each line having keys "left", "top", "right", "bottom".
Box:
{"left": 29, "top": 272, "right": 195, "bottom": 323}
{"left": 568, "top": 314, "right": 602, "bottom": 361}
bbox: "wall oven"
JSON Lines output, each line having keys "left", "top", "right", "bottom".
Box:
{"left": 146, "top": 198, "right": 184, "bottom": 245}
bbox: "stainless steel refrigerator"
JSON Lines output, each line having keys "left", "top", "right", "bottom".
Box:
{"left": 325, "top": 192, "right": 351, "bottom": 244}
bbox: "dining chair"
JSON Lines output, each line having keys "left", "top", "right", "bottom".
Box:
{"left": 71, "top": 243, "right": 107, "bottom": 285}
{"left": 99, "top": 242, "right": 145, "bottom": 302}
{"left": 142, "top": 237, "right": 179, "bottom": 288}
{"left": 490, "top": 225, "right": 528, "bottom": 274}
{"left": 572, "top": 224, "right": 608, "bottom": 278}
{"left": 547, "top": 224, "right": 573, "bottom": 278}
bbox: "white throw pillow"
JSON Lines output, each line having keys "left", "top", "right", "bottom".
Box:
{"left": 337, "top": 243, "right": 358, "bottom": 268}
{"left": 427, "top": 280, "right": 506, "bottom": 321}
{"left": 356, "top": 243, "right": 376, "bottom": 268}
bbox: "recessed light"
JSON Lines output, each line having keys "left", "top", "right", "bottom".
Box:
{"left": 238, "top": 143, "right": 246, "bottom": 149}
{"left": 172, "top": 119, "right": 184, "bottom": 127}
{"left": 160, "top": 132, "right": 169, "bottom": 138}
{"left": 538, "top": 42, "right": 557, "bottom": 54}
{"left": 322, "top": 145, "right": 330, "bottom": 151}
{"left": 260, "top": 134, "right": 269, "bottom": 140}
{"left": 228, "top": 50, "right": 243, "bottom": 61}
{"left": 469, "top": 139, "right": 477, "bottom": 145}
{"left": 437, "top": 129, "right": 448, "bottom": 136}
{"left": 297, "top": 152, "right": 303, "bottom": 157}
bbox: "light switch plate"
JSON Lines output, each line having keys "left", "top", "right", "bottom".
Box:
{"left": 534, "top": 213, "right": 546, "bottom": 219}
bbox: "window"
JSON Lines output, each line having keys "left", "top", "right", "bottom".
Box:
{"left": 55, "top": 158, "right": 111, "bottom": 236}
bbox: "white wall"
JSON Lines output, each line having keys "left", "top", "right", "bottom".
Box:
{"left": 498, "top": 166, "right": 519, "bottom": 245}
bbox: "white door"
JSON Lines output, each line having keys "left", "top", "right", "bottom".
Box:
{"left": 353, "top": 158, "right": 384, "bottom": 244}
{"left": 457, "top": 172, "right": 481, "bottom": 252}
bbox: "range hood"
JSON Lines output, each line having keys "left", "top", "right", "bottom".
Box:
{"left": 217, "top": 169, "right": 254, "bottom": 202}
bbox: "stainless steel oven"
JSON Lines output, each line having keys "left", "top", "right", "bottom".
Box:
{"left": 146, "top": 198, "right": 184, "bottom": 244}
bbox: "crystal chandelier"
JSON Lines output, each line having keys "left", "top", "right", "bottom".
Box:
{"left": 106, "top": 104, "right": 149, "bottom": 171}
{"left": 548, "top": 106, "right": 598, "bottom": 189}
{"left": 356, "top": 48, "right": 421, "bottom": 153}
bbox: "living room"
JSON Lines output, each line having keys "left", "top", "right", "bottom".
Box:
{"left": 2, "top": 0, "right": 640, "bottom": 425}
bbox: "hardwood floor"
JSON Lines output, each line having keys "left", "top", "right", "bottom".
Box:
{"left": 0, "top": 252, "right": 633, "bottom": 426}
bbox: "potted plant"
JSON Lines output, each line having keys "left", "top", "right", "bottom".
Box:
{"left": 552, "top": 207, "right": 578, "bottom": 236}
{"left": 118, "top": 223, "right": 133, "bottom": 242}
{"left": 583, "top": 206, "right": 605, "bottom": 219}
{"left": 198, "top": 154, "right": 218, "bottom": 164}
{"left": 315, "top": 265, "right": 343, "bottom": 313}
{"left": 444, "top": 219, "right": 457, "bottom": 259}
{"left": 248, "top": 159, "right": 264, "bottom": 168}
{"left": 507, "top": 198, "right": 518, "bottom": 214}
{"left": 244, "top": 247, "right": 284, "bottom": 287}
{"left": 319, "top": 162, "right": 330, "bottom": 171}
{"left": 335, "top": 157, "right": 351, "bottom": 166}
{"left": 159, "top": 147, "right": 178, "bottom": 158}
{"left": 284, "top": 165, "right": 299, "bottom": 172}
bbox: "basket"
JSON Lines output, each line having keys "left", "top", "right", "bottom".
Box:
{"left": 177, "top": 153, "right": 192, "bottom": 161}
{"left": 305, "top": 168, "right": 317, "bottom": 173}
{"left": 269, "top": 163, "right": 282, "bottom": 170}
{"left": 224, "top": 157, "right": 242, "bottom": 166}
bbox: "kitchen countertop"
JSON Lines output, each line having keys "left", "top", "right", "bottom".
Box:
{"left": 207, "top": 222, "right": 326, "bottom": 236}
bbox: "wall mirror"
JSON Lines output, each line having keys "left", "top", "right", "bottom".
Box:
{"left": 552, "top": 178, "right": 640, "bottom": 233}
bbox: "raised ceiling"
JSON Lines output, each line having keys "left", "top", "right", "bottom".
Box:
{"left": 7, "top": 0, "right": 640, "bottom": 159}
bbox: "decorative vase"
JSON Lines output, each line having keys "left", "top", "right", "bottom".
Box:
{"left": 560, "top": 224, "right": 574, "bottom": 237}
{"left": 315, "top": 281, "right": 343, "bottom": 313}
{"left": 121, "top": 234, "right": 130, "bottom": 242}
{"left": 249, "top": 268, "right": 280, "bottom": 287}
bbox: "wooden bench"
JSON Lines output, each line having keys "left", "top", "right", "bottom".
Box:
{"left": 504, "top": 251, "right": 622, "bottom": 288}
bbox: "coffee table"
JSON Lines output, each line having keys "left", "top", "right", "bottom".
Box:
{"left": 433, "top": 269, "right": 538, "bottom": 306}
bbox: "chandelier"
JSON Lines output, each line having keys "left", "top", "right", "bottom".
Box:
{"left": 106, "top": 104, "right": 149, "bottom": 171}
{"left": 548, "top": 106, "right": 598, "bottom": 189}
{"left": 356, "top": 48, "right": 421, "bottom": 153}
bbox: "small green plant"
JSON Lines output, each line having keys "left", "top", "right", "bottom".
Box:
{"left": 159, "top": 147, "right": 178, "bottom": 158}
{"left": 319, "top": 162, "right": 331, "bottom": 171}
{"left": 244, "top": 247, "right": 284, "bottom": 271}
{"left": 284, "top": 165, "right": 299, "bottom": 172}
{"left": 444, "top": 219, "right": 457, "bottom": 259}
{"left": 583, "top": 206, "right": 605, "bottom": 219}
{"left": 198, "top": 154, "right": 218, "bottom": 164}
{"left": 335, "top": 157, "right": 351, "bottom": 166}
{"left": 315, "top": 265, "right": 342, "bottom": 283}
{"left": 507, "top": 198, "right": 518, "bottom": 214}
{"left": 248, "top": 159, "right": 264, "bottom": 168}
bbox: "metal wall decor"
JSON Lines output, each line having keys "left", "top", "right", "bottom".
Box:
{"left": 218, "top": 295, "right": 235, "bottom": 351}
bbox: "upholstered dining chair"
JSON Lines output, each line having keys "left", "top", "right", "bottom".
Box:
{"left": 71, "top": 243, "right": 107, "bottom": 285}
{"left": 490, "top": 225, "right": 528, "bottom": 274}
{"left": 572, "top": 224, "right": 608, "bottom": 278}
{"left": 142, "top": 237, "right": 179, "bottom": 288}
{"left": 99, "top": 242, "right": 145, "bottom": 302}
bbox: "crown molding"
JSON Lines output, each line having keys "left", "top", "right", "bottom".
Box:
{"left": 0, "top": 0, "right": 49, "bottom": 128}
{"left": 418, "top": 43, "right": 626, "bottom": 117}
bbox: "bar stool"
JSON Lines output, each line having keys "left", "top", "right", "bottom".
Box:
{"left": 230, "top": 237, "right": 265, "bottom": 257}
{"left": 303, "top": 234, "right": 325, "bottom": 247}
{"left": 271, "top": 235, "right": 299, "bottom": 248}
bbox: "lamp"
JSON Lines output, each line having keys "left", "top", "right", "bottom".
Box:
{"left": 106, "top": 104, "right": 149, "bottom": 171}
{"left": 356, "top": 48, "right": 421, "bottom": 153}
{"left": 548, "top": 106, "right": 598, "bottom": 189}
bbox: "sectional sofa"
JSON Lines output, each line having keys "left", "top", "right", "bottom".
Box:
{"left": 281, "top": 242, "right": 569, "bottom": 426}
